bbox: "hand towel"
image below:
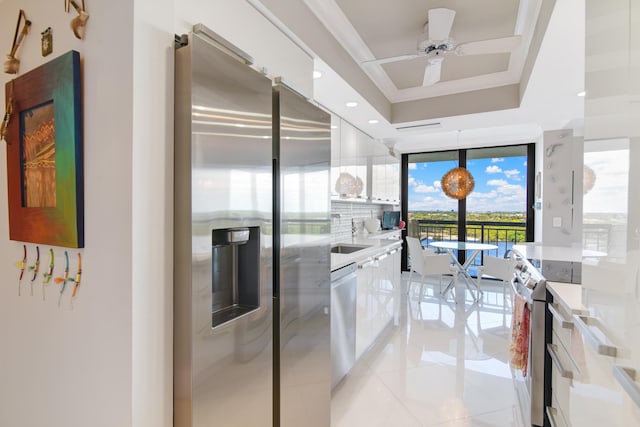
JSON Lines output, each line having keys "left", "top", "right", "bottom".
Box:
{"left": 510, "top": 293, "right": 531, "bottom": 376}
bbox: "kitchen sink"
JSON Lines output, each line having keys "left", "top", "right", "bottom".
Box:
{"left": 331, "top": 244, "right": 371, "bottom": 254}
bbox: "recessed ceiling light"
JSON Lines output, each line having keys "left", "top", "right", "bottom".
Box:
{"left": 345, "top": 101, "right": 358, "bottom": 108}
{"left": 330, "top": 125, "right": 338, "bottom": 129}
{"left": 313, "top": 70, "right": 322, "bottom": 79}
{"left": 368, "top": 119, "right": 379, "bottom": 124}
{"left": 577, "top": 91, "right": 586, "bottom": 97}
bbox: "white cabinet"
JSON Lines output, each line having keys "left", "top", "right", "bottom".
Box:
{"left": 332, "top": 119, "right": 368, "bottom": 200}
{"left": 547, "top": 283, "right": 640, "bottom": 426}
{"left": 370, "top": 144, "right": 400, "bottom": 204}
{"left": 331, "top": 117, "right": 400, "bottom": 204}
{"left": 354, "top": 244, "right": 402, "bottom": 360}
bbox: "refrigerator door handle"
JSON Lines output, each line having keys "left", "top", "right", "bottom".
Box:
{"left": 613, "top": 365, "right": 640, "bottom": 408}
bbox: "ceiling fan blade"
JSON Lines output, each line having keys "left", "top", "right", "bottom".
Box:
{"left": 455, "top": 35, "right": 522, "bottom": 56}
{"left": 428, "top": 8, "right": 456, "bottom": 41}
{"left": 362, "top": 53, "right": 420, "bottom": 66}
{"left": 423, "top": 59, "right": 442, "bottom": 86}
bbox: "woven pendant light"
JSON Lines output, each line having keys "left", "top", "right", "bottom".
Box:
{"left": 441, "top": 130, "right": 475, "bottom": 200}
{"left": 441, "top": 167, "right": 475, "bottom": 199}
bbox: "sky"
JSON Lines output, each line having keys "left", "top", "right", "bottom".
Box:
{"left": 408, "top": 156, "right": 528, "bottom": 212}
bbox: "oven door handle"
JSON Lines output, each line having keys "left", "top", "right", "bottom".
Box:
{"left": 510, "top": 277, "right": 532, "bottom": 308}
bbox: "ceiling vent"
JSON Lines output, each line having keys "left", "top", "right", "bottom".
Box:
{"left": 395, "top": 122, "right": 442, "bottom": 132}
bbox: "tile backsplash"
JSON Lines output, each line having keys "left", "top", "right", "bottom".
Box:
{"left": 331, "top": 200, "right": 399, "bottom": 243}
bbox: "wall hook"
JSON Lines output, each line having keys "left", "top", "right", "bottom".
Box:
{"left": 66, "top": 0, "right": 89, "bottom": 40}
{"left": 42, "top": 248, "right": 55, "bottom": 301}
{"left": 3, "top": 9, "right": 31, "bottom": 74}
{"left": 54, "top": 251, "right": 70, "bottom": 307}
{"left": 15, "top": 244, "right": 26, "bottom": 296}
{"left": 27, "top": 246, "right": 40, "bottom": 296}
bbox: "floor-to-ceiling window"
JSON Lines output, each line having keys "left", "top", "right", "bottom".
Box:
{"left": 401, "top": 144, "right": 535, "bottom": 273}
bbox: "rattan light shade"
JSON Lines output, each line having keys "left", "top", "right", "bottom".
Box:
{"left": 441, "top": 167, "right": 475, "bottom": 200}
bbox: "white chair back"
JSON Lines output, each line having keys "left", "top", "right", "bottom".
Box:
{"left": 481, "top": 255, "right": 515, "bottom": 282}
{"left": 406, "top": 237, "right": 451, "bottom": 275}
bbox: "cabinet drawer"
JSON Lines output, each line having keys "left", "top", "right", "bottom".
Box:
{"left": 548, "top": 338, "right": 577, "bottom": 422}
{"left": 547, "top": 393, "right": 570, "bottom": 427}
{"left": 568, "top": 322, "right": 624, "bottom": 426}
{"left": 549, "top": 302, "right": 574, "bottom": 351}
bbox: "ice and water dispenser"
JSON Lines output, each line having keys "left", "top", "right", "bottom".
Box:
{"left": 211, "top": 226, "right": 260, "bottom": 327}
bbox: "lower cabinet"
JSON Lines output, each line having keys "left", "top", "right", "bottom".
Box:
{"left": 355, "top": 245, "right": 401, "bottom": 360}
{"left": 547, "top": 294, "right": 640, "bottom": 427}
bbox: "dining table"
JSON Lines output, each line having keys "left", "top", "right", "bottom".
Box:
{"left": 429, "top": 241, "right": 499, "bottom": 301}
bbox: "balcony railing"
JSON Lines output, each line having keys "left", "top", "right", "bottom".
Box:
{"left": 411, "top": 219, "right": 527, "bottom": 267}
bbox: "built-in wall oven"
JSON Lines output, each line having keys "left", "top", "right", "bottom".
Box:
{"left": 509, "top": 250, "right": 550, "bottom": 427}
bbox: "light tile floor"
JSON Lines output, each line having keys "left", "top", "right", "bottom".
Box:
{"left": 331, "top": 273, "right": 524, "bottom": 427}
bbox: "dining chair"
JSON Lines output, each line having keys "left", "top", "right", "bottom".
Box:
{"left": 477, "top": 255, "right": 515, "bottom": 293}
{"left": 406, "top": 236, "right": 455, "bottom": 300}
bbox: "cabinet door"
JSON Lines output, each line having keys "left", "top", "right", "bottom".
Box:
{"left": 370, "top": 142, "right": 385, "bottom": 202}
{"left": 330, "top": 115, "right": 341, "bottom": 197}
{"left": 387, "top": 154, "right": 400, "bottom": 203}
{"left": 355, "top": 261, "right": 376, "bottom": 360}
{"left": 354, "top": 125, "right": 370, "bottom": 201}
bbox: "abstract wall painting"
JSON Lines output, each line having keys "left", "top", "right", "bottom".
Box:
{"left": 5, "top": 50, "right": 83, "bottom": 248}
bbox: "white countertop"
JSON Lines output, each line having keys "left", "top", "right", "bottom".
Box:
{"left": 513, "top": 243, "right": 606, "bottom": 263}
{"left": 547, "top": 281, "right": 586, "bottom": 314}
{"left": 331, "top": 234, "right": 402, "bottom": 271}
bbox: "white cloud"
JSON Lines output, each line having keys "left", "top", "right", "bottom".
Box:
{"left": 486, "top": 165, "right": 502, "bottom": 174}
{"left": 523, "top": 160, "right": 527, "bottom": 167}
{"left": 466, "top": 182, "right": 526, "bottom": 211}
{"left": 504, "top": 169, "right": 521, "bottom": 180}
{"left": 433, "top": 180, "right": 442, "bottom": 188}
{"left": 491, "top": 158, "right": 504, "bottom": 163}
{"left": 408, "top": 176, "right": 417, "bottom": 187}
{"left": 415, "top": 184, "right": 439, "bottom": 193}
{"left": 408, "top": 163, "right": 417, "bottom": 170}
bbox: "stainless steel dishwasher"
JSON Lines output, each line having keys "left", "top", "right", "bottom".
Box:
{"left": 331, "top": 262, "right": 357, "bottom": 389}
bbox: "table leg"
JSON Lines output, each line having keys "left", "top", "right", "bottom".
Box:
{"left": 440, "top": 249, "right": 482, "bottom": 301}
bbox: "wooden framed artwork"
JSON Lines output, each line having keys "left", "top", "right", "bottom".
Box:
{"left": 5, "top": 50, "right": 83, "bottom": 248}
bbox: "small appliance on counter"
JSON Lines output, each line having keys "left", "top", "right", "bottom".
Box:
{"left": 381, "top": 210, "right": 400, "bottom": 230}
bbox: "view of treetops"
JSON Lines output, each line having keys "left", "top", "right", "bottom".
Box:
{"left": 409, "top": 154, "right": 527, "bottom": 246}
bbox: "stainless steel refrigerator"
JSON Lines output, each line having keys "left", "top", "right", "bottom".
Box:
{"left": 174, "top": 25, "right": 331, "bottom": 427}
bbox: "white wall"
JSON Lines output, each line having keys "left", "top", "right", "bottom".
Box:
{"left": 0, "top": 1, "right": 336, "bottom": 426}
{"left": 0, "top": 1, "right": 135, "bottom": 426}
{"left": 131, "top": 1, "right": 175, "bottom": 427}
{"left": 540, "top": 129, "right": 583, "bottom": 246}
{"left": 175, "top": 0, "right": 313, "bottom": 97}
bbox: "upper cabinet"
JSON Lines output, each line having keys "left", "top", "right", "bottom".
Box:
{"left": 331, "top": 117, "right": 400, "bottom": 204}
{"left": 370, "top": 143, "right": 400, "bottom": 204}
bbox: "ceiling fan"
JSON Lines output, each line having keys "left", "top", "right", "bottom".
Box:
{"left": 363, "top": 8, "right": 521, "bottom": 86}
